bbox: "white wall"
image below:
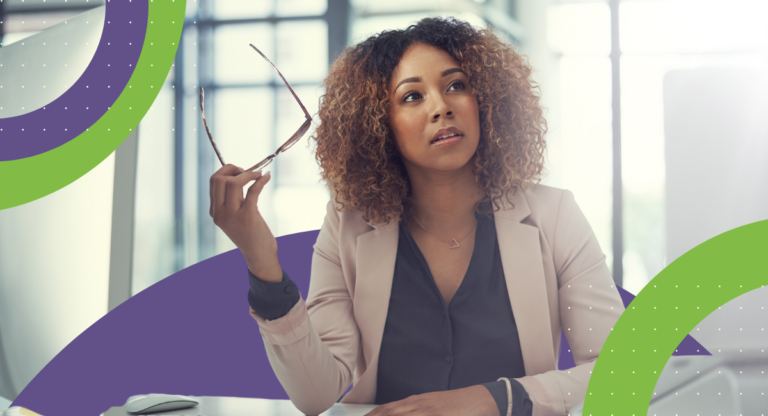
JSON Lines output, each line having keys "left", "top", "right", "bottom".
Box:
{"left": 0, "top": 6, "right": 110, "bottom": 399}
{"left": 664, "top": 66, "right": 768, "bottom": 264}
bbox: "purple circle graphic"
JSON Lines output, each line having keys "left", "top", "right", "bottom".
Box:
{"left": 11, "top": 230, "right": 319, "bottom": 416}
{"left": 0, "top": 1, "right": 147, "bottom": 161}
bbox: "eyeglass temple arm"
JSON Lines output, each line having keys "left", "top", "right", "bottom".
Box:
{"left": 249, "top": 44, "right": 312, "bottom": 121}
{"left": 199, "top": 87, "right": 227, "bottom": 166}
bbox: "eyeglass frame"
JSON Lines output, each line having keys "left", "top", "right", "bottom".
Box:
{"left": 199, "top": 43, "right": 313, "bottom": 175}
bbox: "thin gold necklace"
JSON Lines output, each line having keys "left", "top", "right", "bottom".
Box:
{"left": 411, "top": 210, "right": 477, "bottom": 249}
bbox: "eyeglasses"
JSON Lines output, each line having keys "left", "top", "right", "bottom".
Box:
{"left": 199, "top": 44, "right": 313, "bottom": 175}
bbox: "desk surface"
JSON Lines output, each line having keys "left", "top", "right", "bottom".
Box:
{"left": 100, "top": 396, "right": 378, "bottom": 416}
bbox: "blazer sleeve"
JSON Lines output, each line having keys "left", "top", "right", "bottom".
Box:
{"left": 513, "top": 189, "right": 625, "bottom": 416}
{"left": 248, "top": 200, "right": 360, "bottom": 416}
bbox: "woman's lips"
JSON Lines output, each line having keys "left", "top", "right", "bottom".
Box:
{"left": 431, "top": 134, "right": 463, "bottom": 146}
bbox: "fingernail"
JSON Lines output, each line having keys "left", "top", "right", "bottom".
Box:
{"left": 263, "top": 170, "right": 271, "bottom": 176}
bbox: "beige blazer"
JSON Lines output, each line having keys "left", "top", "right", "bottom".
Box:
{"left": 249, "top": 184, "right": 625, "bottom": 416}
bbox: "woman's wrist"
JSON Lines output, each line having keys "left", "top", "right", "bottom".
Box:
{"left": 465, "top": 385, "right": 503, "bottom": 416}
{"left": 246, "top": 256, "right": 283, "bottom": 283}
{"left": 496, "top": 378, "right": 513, "bottom": 416}
{"left": 480, "top": 381, "right": 510, "bottom": 416}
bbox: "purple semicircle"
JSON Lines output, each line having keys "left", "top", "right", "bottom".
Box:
{"left": 0, "top": 1, "right": 147, "bottom": 161}
{"left": 11, "top": 230, "right": 320, "bottom": 416}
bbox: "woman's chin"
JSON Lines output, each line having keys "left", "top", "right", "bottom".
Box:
{"left": 424, "top": 155, "right": 477, "bottom": 174}
{"left": 402, "top": 147, "right": 478, "bottom": 176}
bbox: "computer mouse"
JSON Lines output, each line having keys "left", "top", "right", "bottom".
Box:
{"left": 124, "top": 394, "right": 199, "bottom": 414}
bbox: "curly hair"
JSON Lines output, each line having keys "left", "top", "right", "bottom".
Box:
{"left": 311, "top": 17, "right": 548, "bottom": 225}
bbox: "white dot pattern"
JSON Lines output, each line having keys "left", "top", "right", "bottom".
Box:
{"left": 0, "top": 1, "right": 188, "bottom": 159}
{"left": 587, "top": 285, "right": 768, "bottom": 414}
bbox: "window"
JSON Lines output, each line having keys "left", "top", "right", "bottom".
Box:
{"left": 133, "top": 0, "right": 337, "bottom": 294}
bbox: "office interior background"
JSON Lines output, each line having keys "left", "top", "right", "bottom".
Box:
{"left": 0, "top": 0, "right": 767, "bottom": 412}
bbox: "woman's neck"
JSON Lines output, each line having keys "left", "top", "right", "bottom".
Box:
{"left": 406, "top": 161, "right": 484, "bottom": 231}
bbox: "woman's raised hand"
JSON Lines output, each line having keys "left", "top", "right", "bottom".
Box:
{"left": 209, "top": 164, "right": 283, "bottom": 283}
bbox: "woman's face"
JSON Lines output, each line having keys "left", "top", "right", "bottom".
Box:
{"left": 388, "top": 42, "right": 480, "bottom": 176}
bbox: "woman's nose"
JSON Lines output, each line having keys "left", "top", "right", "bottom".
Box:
{"left": 431, "top": 96, "right": 453, "bottom": 121}
{"left": 433, "top": 110, "right": 453, "bottom": 121}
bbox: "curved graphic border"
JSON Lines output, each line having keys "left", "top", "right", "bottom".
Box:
{"left": 584, "top": 219, "right": 768, "bottom": 414}
{"left": 0, "top": 0, "right": 186, "bottom": 210}
{"left": 0, "top": 1, "right": 146, "bottom": 161}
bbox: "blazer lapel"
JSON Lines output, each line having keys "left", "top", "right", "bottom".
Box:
{"left": 344, "top": 219, "right": 399, "bottom": 404}
{"left": 494, "top": 190, "right": 557, "bottom": 376}
{"left": 344, "top": 190, "right": 555, "bottom": 403}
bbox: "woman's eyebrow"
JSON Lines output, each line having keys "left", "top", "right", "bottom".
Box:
{"left": 393, "top": 67, "right": 465, "bottom": 92}
{"left": 441, "top": 67, "right": 464, "bottom": 77}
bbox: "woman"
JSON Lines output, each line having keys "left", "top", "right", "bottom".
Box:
{"left": 210, "top": 17, "right": 624, "bottom": 416}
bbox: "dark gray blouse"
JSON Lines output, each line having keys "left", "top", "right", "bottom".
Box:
{"left": 249, "top": 204, "right": 533, "bottom": 416}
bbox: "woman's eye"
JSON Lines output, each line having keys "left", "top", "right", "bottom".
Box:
{"left": 403, "top": 92, "right": 422, "bottom": 102}
{"left": 448, "top": 81, "right": 465, "bottom": 91}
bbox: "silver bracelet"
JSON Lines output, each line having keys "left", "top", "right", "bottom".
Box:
{"left": 497, "top": 377, "right": 512, "bottom": 416}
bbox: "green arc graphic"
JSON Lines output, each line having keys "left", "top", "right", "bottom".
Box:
{"left": 584, "top": 219, "right": 768, "bottom": 414}
{"left": 0, "top": 0, "right": 186, "bottom": 210}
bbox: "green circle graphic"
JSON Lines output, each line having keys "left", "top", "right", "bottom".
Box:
{"left": 584, "top": 219, "right": 768, "bottom": 414}
{"left": 0, "top": 0, "right": 185, "bottom": 210}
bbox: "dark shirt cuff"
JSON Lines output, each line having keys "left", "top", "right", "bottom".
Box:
{"left": 481, "top": 378, "right": 533, "bottom": 416}
{"left": 247, "top": 269, "right": 301, "bottom": 320}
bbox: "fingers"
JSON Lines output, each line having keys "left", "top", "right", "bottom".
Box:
{"left": 364, "top": 400, "right": 395, "bottom": 416}
{"left": 210, "top": 164, "right": 249, "bottom": 221}
{"left": 226, "top": 170, "right": 266, "bottom": 209}
{"left": 244, "top": 171, "right": 271, "bottom": 207}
